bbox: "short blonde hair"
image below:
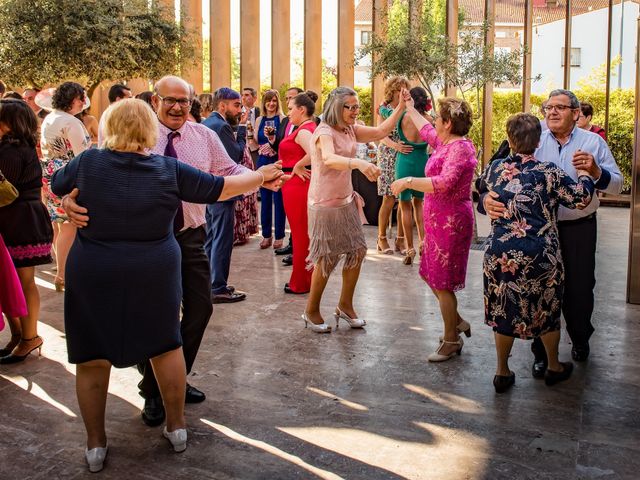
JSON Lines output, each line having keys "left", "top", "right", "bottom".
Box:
{"left": 383, "top": 76, "right": 410, "bottom": 104}
{"left": 102, "top": 99, "right": 158, "bottom": 151}
{"left": 322, "top": 86, "right": 357, "bottom": 130}
{"left": 438, "top": 97, "right": 473, "bottom": 136}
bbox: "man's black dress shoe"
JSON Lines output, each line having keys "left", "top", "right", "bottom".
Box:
{"left": 284, "top": 283, "right": 308, "bottom": 294}
{"left": 142, "top": 396, "right": 165, "bottom": 427}
{"left": 185, "top": 384, "right": 206, "bottom": 403}
{"left": 275, "top": 244, "right": 293, "bottom": 255}
{"left": 212, "top": 291, "right": 246, "bottom": 304}
{"left": 532, "top": 359, "right": 547, "bottom": 379}
{"left": 545, "top": 362, "right": 574, "bottom": 386}
{"left": 493, "top": 372, "right": 515, "bottom": 393}
{"left": 282, "top": 254, "right": 293, "bottom": 266}
{"left": 571, "top": 342, "right": 590, "bottom": 362}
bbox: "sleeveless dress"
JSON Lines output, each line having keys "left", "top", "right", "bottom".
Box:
{"left": 418, "top": 122, "right": 477, "bottom": 292}
{"left": 51, "top": 149, "right": 224, "bottom": 367}
{"left": 395, "top": 112, "right": 428, "bottom": 201}
{"left": 376, "top": 106, "right": 401, "bottom": 196}
{"left": 280, "top": 121, "right": 316, "bottom": 292}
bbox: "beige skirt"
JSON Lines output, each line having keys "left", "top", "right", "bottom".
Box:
{"left": 307, "top": 200, "right": 367, "bottom": 277}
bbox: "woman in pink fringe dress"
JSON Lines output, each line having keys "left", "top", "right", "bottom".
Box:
{"left": 392, "top": 95, "right": 477, "bottom": 363}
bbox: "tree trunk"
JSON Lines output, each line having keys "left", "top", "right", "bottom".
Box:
{"left": 86, "top": 81, "right": 100, "bottom": 101}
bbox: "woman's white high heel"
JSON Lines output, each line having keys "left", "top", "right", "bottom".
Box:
{"left": 163, "top": 427, "right": 187, "bottom": 452}
{"left": 302, "top": 313, "right": 332, "bottom": 333}
{"left": 85, "top": 445, "right": 108, "bottom": 473}
{"left": 428, "top": 337, "right": 464, "bottom": 362}
{"left": 334, "top": 307, "right": 366, "bottom": 329}
{"left": 439, "top": 319, "right": 472, "bottom": 342}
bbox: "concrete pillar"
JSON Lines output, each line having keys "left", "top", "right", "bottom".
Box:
{"left": 241, "top": 0, "right": 261, "bottom": 93}
{"left": 181, "top": 0, "right": 203, "bottom": 93}
{"left": 304, "top": 0, "right": 322, "bottom": 107}
{"left": 272, "top": 0, "right": 291, "bottom": 90}
{"left": 445, "top": 0, "right": 458, "bottom": 97}
{"left": 481, "top": 0, "right": 495, "bottom": 168}
{"left": 627, "top": 17, "right": 640, "bottom": 304}
{"left": 371, "top": 0, "right": 387, "bottom": 126}
{"left": 210, "top": 0, "right": 231, "bottom": 90}
{"left": 337, "top": 0, "right": 355, "bottom": 88}
{"left": 522, "top": 0, "right": 533, "bottom": 113}
{"left": 563, "top": 0, "right": 572, "bottom": 89}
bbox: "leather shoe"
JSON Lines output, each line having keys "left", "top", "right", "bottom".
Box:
{"left": 545, "top": 361, "right": 574, "bottom": 386}
{"left": 212, "top": 291, "right": 246, "bottom": 304}
{"left": 185, "top": 384, "right": 206, "bottom": 403}
{"left": 532, "top": 359, "right": 547, "bottom": 379}
{"left": 275, "top": 244, "right": 293, "bottom": 255}
{"left": 284, "top": 283, "right": 308, "bottom": 294}
{"left": 141, "top": 396, "right": 165, "bottom": 427}
{"left": 493, "top": 372, "right": 515, "bottom": 393}
{"left": 282, "top": 254, "right": 293, "bottom": 266}
{"left": 571, "top": 342, "right": 590, "bottom": 361}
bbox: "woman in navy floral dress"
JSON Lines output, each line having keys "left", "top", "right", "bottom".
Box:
{"left": 477, "top": 113, "right": 595, "bottom": 393}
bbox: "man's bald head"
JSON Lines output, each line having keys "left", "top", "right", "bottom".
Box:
{"left": 154, "top": 76, "right": 191, "bottom": 97}
{"left": 152, "top": 76, "right": 193, "bottom": 130}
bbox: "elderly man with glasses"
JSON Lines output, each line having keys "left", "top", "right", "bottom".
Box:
{"left": 479, "top": 88, "right": 622, "bottom": 378}
{"left": 61, "top": 76, "right": 283, "bottom": 426}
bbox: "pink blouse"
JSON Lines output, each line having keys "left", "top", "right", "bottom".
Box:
{"left": 308, "top": 123, "right": 361, "bottom": 208}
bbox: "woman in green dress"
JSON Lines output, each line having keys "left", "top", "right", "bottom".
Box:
{"left": 394, "top": 87, "right": 431, "bottom": 265}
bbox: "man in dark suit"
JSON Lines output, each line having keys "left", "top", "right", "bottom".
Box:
{"left": 202, "top": 88, "right": 248, "bottom": 303}
{"left": 242, "top": 87, "right": 260, "bottom": 167}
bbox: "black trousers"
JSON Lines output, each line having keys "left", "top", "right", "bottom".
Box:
{"left": 532, "top": 215, "right": 597, "bottom": 357}
{"left": 138, "top": 226, "right": 213, "bottom": 399}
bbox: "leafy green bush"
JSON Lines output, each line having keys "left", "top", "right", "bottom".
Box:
{"left": 467, "top": 89, "right": 634, "bottom": 192}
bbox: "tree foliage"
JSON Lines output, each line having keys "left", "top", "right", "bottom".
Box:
{"left": 357, "top": 0, "right": 527, "bottom": 109}
{"left": 0, "top": 0, "right": 192, "bottom": 96}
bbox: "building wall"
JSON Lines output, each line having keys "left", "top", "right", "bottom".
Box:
{"left": 531, "top": 2, "right": 639, "bottom": 94}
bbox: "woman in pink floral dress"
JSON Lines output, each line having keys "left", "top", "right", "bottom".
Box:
{"left": 392, "top": 96, "right": 477, "bottom": 362}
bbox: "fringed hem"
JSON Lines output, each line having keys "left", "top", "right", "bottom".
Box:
{"left": 307, "top": 201, "right": 367, "bottom": 277}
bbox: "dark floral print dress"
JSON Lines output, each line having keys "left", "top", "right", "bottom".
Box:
{"left": 477, "top": 154, "right": 595, "bottom": 339}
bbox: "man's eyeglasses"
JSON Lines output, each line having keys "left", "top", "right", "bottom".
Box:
{"left": 157, "top": 95, "right": 192, "bottom": 108}
{"left": 543, "top": 104, "right": 575, "bottom": 113}
{"left": 343, "top": 104, "right": 361, "bottom": 112}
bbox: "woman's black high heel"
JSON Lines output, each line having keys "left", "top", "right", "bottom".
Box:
{"left": 0, "top": 336, "right": 43, "bottom": 364}
{"left": 0, "top": 334, "right": 21, "bottom": 357}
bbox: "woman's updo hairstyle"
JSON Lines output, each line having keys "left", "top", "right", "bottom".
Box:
{"left": 293, "top": 90, "right": 318, "bottom": 117}
{"left": 410, "top": 87, "right": 431, "bottom": 114}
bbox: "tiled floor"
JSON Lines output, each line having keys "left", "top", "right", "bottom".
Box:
{"left": 1, "top": 206, "right": 638, "bottom": 479}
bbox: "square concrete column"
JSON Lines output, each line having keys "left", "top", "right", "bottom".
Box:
{"left": 445, "top": 0, "right": 458, "bottom": 97}
{"left": 210, "top": 0, "right": 231, "bottom": 90}
{"left": 304, "top": 0, "right": 322, "bottom": 106}
{"left": 181, "top": 0, "right": 203, "bottom": 93}
{"left": 338, "top": 0, "right": 355, "bottom": 88}
{"left": 241, "top": 0, "right": 261, "bottom": 93}
{"left": 272, "top": 0, "right": 290, "bottom": 90}
{"left": 481, "top": 0, "right": 495, "bottom": 168}
{"left": 371, "top": 0, "right": 388, "bottom": 125}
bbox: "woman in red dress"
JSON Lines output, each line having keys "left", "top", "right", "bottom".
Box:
{"left": 279, "top": 91, "right": 318, "bottom": 294}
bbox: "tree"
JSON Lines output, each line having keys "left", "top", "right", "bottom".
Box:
{"left": 0, "top": 0, "right": 193, "bottom": 97}
{"left": 356, "top": 0, "right": 526, "bottom": 110}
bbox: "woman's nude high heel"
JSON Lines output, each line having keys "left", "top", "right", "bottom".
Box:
{"left": 428, "top": 337, "right": 464, "bottom": 362}
{"left": 334, "top": 307, "right": 366, "bottom": 329}
{"left": 403, "top": 248, "right": 416, "bottom": 265}
{"left": 376, "top": 236, "right": 393, "bottom": 255}
{"left": 302, "top": 313, "right": 332, "bottom": 333}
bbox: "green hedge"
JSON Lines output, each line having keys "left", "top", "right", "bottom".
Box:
{"left": 467, "top": 89, "right": 634, "bottom": 192}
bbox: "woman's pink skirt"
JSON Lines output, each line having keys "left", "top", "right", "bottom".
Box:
{"left": 0, "top": 234, "right": 27, "bottom": 329}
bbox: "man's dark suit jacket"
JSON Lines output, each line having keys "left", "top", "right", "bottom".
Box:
{"left": 202, "top": 111, "right": 246, "bottom": 164}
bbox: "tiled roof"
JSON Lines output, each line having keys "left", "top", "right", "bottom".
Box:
{"left": 354, "top": 0, "right": 637, "bottom": 26}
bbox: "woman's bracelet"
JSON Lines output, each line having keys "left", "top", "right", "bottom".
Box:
{"left": 257, "top": 170, "right": 265, "bottom": 186}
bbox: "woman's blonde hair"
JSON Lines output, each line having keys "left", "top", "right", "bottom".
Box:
{"left": 102, "top": 99, "right": 158, "bottom": 151}
{"left": 383, "top": 76, "right": 410, "bottom": 104}
{"left": 322, "top": 86, "right": 357, "bottom": 130}
{"left": 438, "top": 97, "right": 473, "bottom": 136}
{"left": 261, "top": 89, "right": 282, "bottom": 116}
{"left": 198, "top": 93, "right": 214, "bottom": 117}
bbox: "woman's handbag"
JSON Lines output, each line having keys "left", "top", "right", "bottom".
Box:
{"left": 0, "top": 170, "right": 19, "bottom": 207}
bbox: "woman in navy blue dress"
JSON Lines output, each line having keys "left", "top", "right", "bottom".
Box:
{"left": 51, "top": 99, "right": 282, "bottom": 472}
{"left": 254, "top": 89, "right": 286, "bottom": 249}
{"left": 477, "top": 113, "right": 595, "bottom": 393}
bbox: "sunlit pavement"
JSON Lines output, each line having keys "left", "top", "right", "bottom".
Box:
{"left": 1, "top": 206, "right": 638, "bottom": 479}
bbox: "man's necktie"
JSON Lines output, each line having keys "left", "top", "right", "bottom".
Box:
{"left": 165, "top": 131, "right": 184, "bottom": 233}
